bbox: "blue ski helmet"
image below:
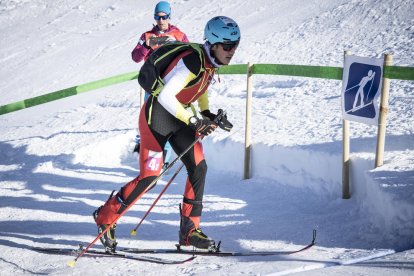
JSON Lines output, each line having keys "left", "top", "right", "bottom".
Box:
{"left": 204, "top": 16, "right": 240, "bottom": 45}
{"left": 154, "top": 1, "right": 171, "bottom": 15}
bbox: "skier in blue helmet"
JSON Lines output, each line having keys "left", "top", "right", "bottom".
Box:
{"left": 205, "top": 16, "right": 240, "bottom": 45}
{"left": 203, "top": 16, "right": 240, "bottom": 66}
{"left": 94, "top": 16, "right": 240, "bottom": 252}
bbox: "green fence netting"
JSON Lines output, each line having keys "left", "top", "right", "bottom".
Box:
{"left": 252, "top": 64, "right": 343, "bottom": 80}
{"left": 384, "top": 66, "right": 414, "bottom": 80}
{"left": 1, "top": 64, "right": 413, "bottom": 116}
{"left": 0, "top": 72, "right": 138, "bottom": 115}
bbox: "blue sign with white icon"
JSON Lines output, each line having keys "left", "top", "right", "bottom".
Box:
{"left": 342, "top": 55, "right": 383, "bottom": 125}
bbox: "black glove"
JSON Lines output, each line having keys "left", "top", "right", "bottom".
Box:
{"left": 189, "top": 116, "right": 217, "bottom": 136}
{"left": 217, "top": 116, "right": 233, "bottom": 131}
{"left": 202, "top": 109, "right": 233, "bottom": 132}
{"left": 200, "top": 109, "right": 216, "bottom": 121}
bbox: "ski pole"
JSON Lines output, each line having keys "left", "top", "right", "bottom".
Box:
{"left": 67, "top": 136, "right": 202, "bottom": 267}
{"left": 130, "top": 110, "right": 230, "bottom": 236}
{"left": 345, "top": 83, "right": 360, "bottom": 92}
{"left": 130, "top": 162, "right": 185, "bottom": 236}
{"left": 365, "top": 77, "right": 375, "bottom": 102}
{"left": 130, "top": 110, "right": 233, "bottom": 236}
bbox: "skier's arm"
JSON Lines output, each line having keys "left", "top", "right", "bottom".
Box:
{"left": 197, "top": 92, "right": 209, "bottom": 113}
{"left": 358, "top": 77, "right": 366, "bottom": 86}
{"left": 181, "top": 33, "right": 190, "bottom": 43}
{"left": 157, "top": 59, "right": 198, "bottom": 124}
{"left": 131, "top": 33, "right": 151, "bottom": 63}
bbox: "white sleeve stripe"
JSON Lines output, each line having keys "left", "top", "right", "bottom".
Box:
{"left": 157, "top": 59, "right": 195, "bottom": 123}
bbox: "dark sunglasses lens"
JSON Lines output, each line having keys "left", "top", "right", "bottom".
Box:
{"left": 222, "top": 43, "right": 238, "bottom": 51}
{"left": 154, "top": 14, "right": 169, "bottom": 20}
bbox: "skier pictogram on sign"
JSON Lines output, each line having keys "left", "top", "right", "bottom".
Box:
{"left": 341, "top": 55, "right": 383, "bottom": 125}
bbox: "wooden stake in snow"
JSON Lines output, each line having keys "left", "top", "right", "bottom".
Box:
{"left": 244, "top": 62, "right": 253, "bottom": 180}
{"left": 342, "top": 50, "right": 351, "bottom": 199}
{"left": 375, "top": 54, "right": 393, "bottom": 168}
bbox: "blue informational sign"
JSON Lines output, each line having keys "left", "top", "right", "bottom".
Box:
{"left": 342, "top": 55, "right": 383, "bottom": 125}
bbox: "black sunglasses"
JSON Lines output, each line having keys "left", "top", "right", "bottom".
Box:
{"left": 219, "top": 42, "right": 239, "bottom": 51}
{"left": 154, "top": 14, "right": 170, "bottom": 21}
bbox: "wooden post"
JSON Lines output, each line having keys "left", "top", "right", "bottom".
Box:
{"left": 342, "top": 51, "right": 351, "bottom": 199}
{"left": 243, "top": 63, "right": 253, "bottom": 180}
{"left": 375, "top": 54, "right": 393, "bottom": 168}
{"left": 342, "top": 118, "right": 350, "bottom": 199}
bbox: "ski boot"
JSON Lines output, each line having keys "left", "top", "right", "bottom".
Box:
{"left": 179, "top": 215, "right": 216, "bottom": 250}
{"left": 93, "top": 207, "right": 118, "bottom": 253}
{"left": 133, "top": 134, "right": 140, "bottom": 153}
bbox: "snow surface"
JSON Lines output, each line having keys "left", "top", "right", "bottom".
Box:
{"left": 0, "top": 0, "right": 413, "bottom": 275}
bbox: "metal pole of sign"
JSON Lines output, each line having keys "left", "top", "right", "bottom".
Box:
{"left": 342, "top": 51, "right": 351, "bottom": 199}
{"left": 244, "top": 62, "right": 253, "bottom": 180}
{"left": 375, "top": 54, "right": 393, "bottom": 168}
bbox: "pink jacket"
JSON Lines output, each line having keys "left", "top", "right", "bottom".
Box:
{"left": 131, "top": 24, "right": 189, "bottom": 63}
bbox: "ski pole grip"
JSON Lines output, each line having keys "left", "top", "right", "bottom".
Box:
{"left": 213, "top": 109, "right": 225, "bottom": 124}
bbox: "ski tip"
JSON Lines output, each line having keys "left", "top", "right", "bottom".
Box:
{"left": 67, "top": 260, "right": 76, "bottom": 267}
{"left": 130, "top": 229, "right": 137, "bottom": 236}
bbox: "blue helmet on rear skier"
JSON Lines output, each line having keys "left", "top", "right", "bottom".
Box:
{"left": 154, "top": 1, "right": 171, "bottom": 15}
{"left": 204, "top": 16, "right": 241, "bottom": 45}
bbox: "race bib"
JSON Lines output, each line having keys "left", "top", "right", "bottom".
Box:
{"left": 146, "top": 150, "right": 163, "bottom": 171}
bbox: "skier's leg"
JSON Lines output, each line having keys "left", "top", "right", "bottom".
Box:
{"left": 353, "top": 88, "right": 361, "bottom": 109}
{"left": 360, "top": 91, "right": 365, "bottom": 106}
{"left": 169, "top": 128, "right": 215, "bottom": 249}
{"left": 94, "top": 98, "right": 166, "bottom": 250}
{"left": 162, "top": 141, "right": 173, "bottom": 169}
{"left": 133, "top": 91, "right": 151, "bottom": 153}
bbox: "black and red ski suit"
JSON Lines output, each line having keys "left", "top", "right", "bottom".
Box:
{"left": 95, "top": 43, "right": 217, "bottom": 237}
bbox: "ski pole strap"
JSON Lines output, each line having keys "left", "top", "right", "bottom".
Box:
{"left": 183, "top": 197, "right": 203, "bottom": 205}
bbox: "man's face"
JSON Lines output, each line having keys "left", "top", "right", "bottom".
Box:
{"left": 154, "top": 12, "right": 170, "bottom": 31}
{"left": 211, "top": 42, "right": 238, "bottom": 65}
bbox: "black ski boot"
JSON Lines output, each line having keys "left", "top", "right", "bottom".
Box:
{"left": 133, "top": 135, "right": 140, "bottom": 153}
{"left": 93, "top": 207, "right": 117, "bottom": 253}
{"left": 133, "top": 143, "right": 140, "bottom": 153}
{"left": 179, "top": 213, "right": 215, "bottom": 250}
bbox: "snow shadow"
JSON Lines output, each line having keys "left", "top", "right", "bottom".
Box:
{"left": 0, "top": 139, "right": 318, "bottom": 256}
{"left": 203, "top": 135, "right": 414, "bottom": 252}
{"left": 0, "top": 141, "right": 135, "bottom": 248}
{"left": 1, "top": 134, "right": 413, "bottom": 256}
